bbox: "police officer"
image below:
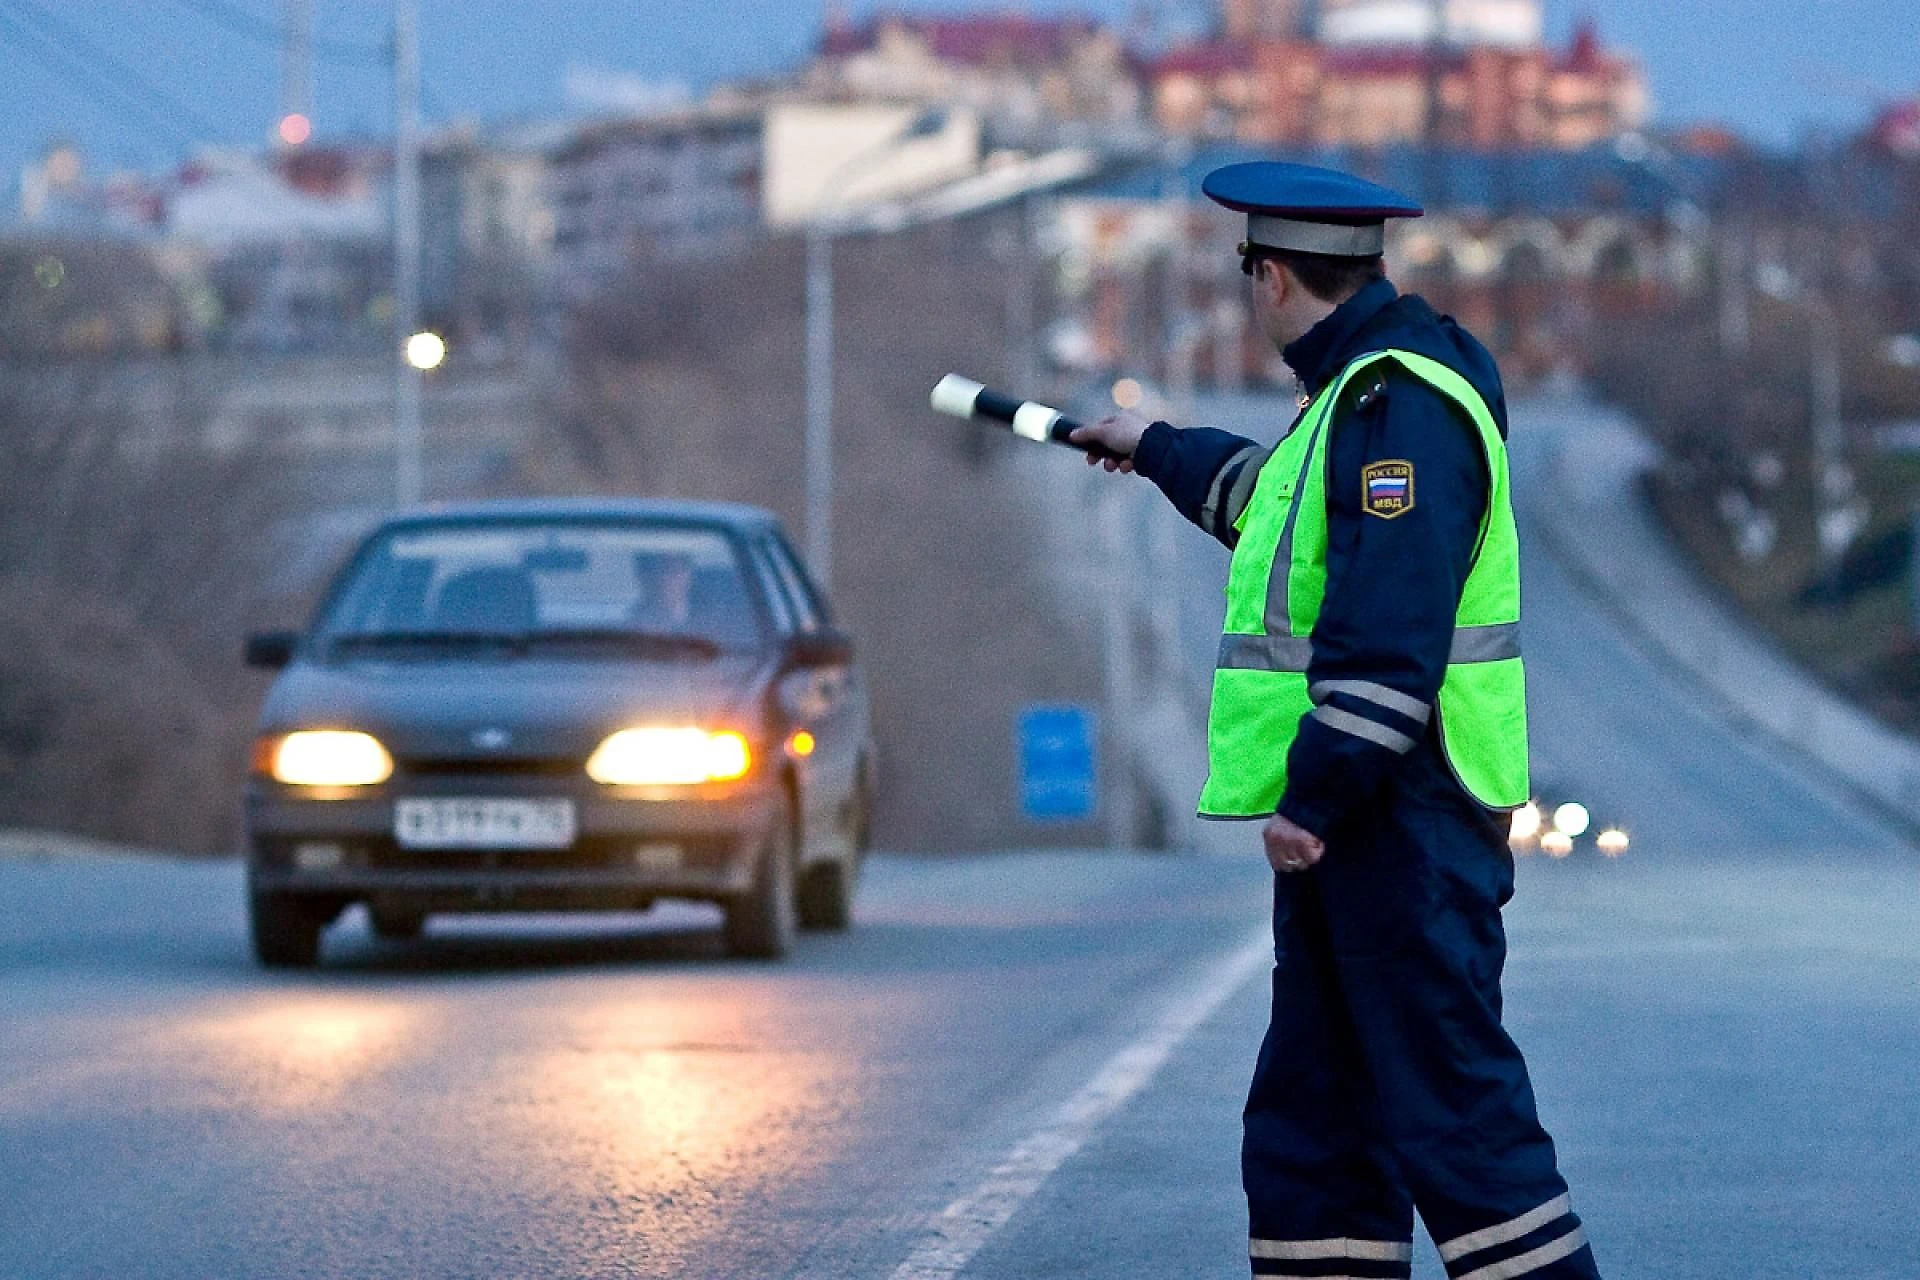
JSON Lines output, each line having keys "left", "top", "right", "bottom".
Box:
{"left": 1071, "top": 162, "right": 1602, "bottom": 1280}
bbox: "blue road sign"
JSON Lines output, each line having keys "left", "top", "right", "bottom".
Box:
{"left": 1018, "top": 704, "right": 1096, "bottom": 822}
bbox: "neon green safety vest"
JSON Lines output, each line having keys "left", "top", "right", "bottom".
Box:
{"left": 1198, "top": 348, "right": 1528, "bottom": 819}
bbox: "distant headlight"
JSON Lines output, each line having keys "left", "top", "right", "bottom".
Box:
{"left": 1552, "top": 802, "right": 1591, "bottom": 838}
{"left": 1508, "top": 801, "right": 1543, "bottom": 843}
{"left": 264, "top": 730, "right": 394, "bottom": 787}
{"left": 586, "top": 727, "right": 752, "bottom": 785}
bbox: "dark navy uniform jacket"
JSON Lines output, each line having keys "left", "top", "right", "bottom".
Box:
{"left": 1132, "top": 278, "right": 1510, "bottom": 840}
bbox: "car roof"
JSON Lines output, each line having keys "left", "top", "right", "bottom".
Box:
{"left": 375, "top": 497, "right": 783, "bottom": 534}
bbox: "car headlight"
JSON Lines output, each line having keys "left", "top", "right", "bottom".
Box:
{"left": 586, "top": 727, "right": 752, "bottom": 785}
{"left": 262, "top": 730, "right": 394, "bottom": 787}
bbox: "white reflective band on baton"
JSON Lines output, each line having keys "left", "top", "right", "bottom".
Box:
{"left": 1011, "top": 401, "right": 1062, "bottom": 443}
{"left": 929, "top": 374, "right": 986, "bottom": 419}
{"left": 1251, "top": 1237, "right": 1414, "bottom": 1263}
{"left": 1437, "top": 1195, "right": 1572, "bottom": 1264}
{"left": 1451, "top": 1227, "right": 1586, "bottom": 1280}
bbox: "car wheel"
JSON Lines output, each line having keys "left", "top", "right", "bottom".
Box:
{"left": 250, "top": 892, "right": 327, "bottom": 968}
{"left": 798, "top": 858, "right": 854, "bottom": 931}
{"left": 724, "top": 804, "right": 797, "bottom": 960}
{"left": 369, "top": 906, "right": 427, "bottom": 941}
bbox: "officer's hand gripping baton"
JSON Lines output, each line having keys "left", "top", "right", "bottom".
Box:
{"left": 929, "top": 374, "right": 1121, "bottom": 461}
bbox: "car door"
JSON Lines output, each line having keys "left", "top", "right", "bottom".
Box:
{"left": 753, "top": 532, "right": 865, "bottom": 866}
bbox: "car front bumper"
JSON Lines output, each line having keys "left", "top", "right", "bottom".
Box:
{"left": 245, "top": 773, "right": 779, "bottom": 910}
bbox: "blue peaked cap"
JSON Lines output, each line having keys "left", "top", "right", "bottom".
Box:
{"left": 1203, "top": 161, "right": 1423, "bottom": 258}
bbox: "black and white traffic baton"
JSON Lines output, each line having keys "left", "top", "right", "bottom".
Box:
{"left": 929, "top": 374, "right": 1121, "bottom": 461}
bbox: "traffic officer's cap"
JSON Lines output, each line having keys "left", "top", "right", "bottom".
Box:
{"left": 1203, "top": 161, "right": 1423, "bottom": 259}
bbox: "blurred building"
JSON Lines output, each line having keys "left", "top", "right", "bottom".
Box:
{"left": 1318, "top": 0, "right": 1542, "bottom": 48}
{"left": 17, "top": 143, "right": 164, "bottom": 236}
{"left": 1870, "top": 97, "right": 1920, "bottom": 158}
{"left": 762, "top": 102, "right": 981, "bottom": 228}
{"left": 544, "top": 106, "right": 763, "bottom": 283}
{"left": 1046, "top": 144, "right": 1720, "bottom": 385}
{"left": 1152, "top": 11, "right": 1646, "bottom": 150}
{"left": 422, "top": 124, "right": 562, "bottom": 346}
{"left": 806, "top": 11, "right": 1143, "bottom": 135}
{"left": 1221, "top": 0, "right": 1307, "bottom": 40}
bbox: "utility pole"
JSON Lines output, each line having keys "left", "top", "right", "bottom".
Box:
{"left": 1421, "top": 0, "right": 1449, "bottom": 206}
{"left": 392, "top": 0, "right": 423, "bottom": 507}
{"left": 799, "top": 108, "right": 950, "bottom": 589}
{"left": 1810, "top": 293, "right": 1851, "bottom": 580}
{"left": 804, "top": 224, "right": 835, "bottom": 588}
{"left": 280, "top": 0, "right": 312, "bottom": 135}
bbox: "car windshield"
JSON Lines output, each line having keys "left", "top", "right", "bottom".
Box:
{"left": 316, "top": 521, "right": 766, "bottom": 655}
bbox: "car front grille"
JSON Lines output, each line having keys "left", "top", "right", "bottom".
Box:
{"left": 396, "top": 757, "right": 584, "bottom": 778}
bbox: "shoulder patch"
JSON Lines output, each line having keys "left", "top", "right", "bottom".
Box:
{"left": 1361, "top": 459, "right": 1415, "bottom": 519}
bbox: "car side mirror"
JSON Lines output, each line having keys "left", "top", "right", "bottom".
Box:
{"left": 245, "top": 631, "right": 301, "bottom": 670}
{"left": 786, "top": 628, "right": 853, "bottom": 669}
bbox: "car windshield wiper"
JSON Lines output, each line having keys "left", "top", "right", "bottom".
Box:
{"left": 328, "top": 630, "right": 529, "bottom": 655}
{"left": 522, "top": 628, "right": 724, "bottom": 659}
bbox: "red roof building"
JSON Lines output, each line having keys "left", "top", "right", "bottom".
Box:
{"left": 1148, "top": 19, "right": 1647, "bottom": 150}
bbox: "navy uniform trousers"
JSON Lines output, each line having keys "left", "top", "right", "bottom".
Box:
{"left": 1243, "top": 778, "right": 1601, "bottom": 1280}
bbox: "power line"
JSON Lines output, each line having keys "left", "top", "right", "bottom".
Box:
{"left": 0, "top": 3, "right": 208, "bottom": 151}
{"left": 0, "top": 0, "right": 235, "bottom": 142}
{"left": 155, "top": 0, "right": 387, "bottom": 64}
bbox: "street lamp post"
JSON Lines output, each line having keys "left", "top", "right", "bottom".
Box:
{"left": 391, "top": 0, "right": 423, "bottom": 507}
{"left": 804, "top": 223, "right": 836, "bottom": 589}
{"left": 800, "top": 109, "right": 948, "bottom": 590}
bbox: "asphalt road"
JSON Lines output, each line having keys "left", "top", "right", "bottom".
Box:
{"left": 4, "top": 398, "right": 1919, "bottom": 1279}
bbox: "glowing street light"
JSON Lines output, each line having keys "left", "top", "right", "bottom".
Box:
{"left": 278, "top": 113, "right": 313, "bottom": 147}
{"left": 404, "top": 331, "right": 446, "bottom": 371}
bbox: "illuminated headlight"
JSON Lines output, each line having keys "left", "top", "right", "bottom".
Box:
{"left": 264, "top": 731, "right": 394, "bottom": 787}
{"left": 1552, "top": 802, "right": 1591, "bottom": 838}
{"left": 1508, "top": 801, "right": 1542, "bottom": 843}
{"left": 586, "top": 727, "right": 752, "bottom": 785}
{"left": 1596, "top": 828, "right": 1630, "bottom": 856}
{"left": 1540, "top": 830, "right": 1574, "bottom": 858}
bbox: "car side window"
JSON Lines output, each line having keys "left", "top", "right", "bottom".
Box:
{"left": 766, "top": 533, "right": 831, "bottom": 629}
{"left": 746, "top": 538, "right": 798, "bottom": 636}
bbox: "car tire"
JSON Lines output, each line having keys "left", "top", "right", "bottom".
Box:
{"left": 797, "top": 858, "right": 854, "bottom": 932}
{"left": 250, "top": 892, "right": 326, "bottom": 968}
{"left": 724, "top": 805, "right": 797, "bottom": 960}
{"left": 369, "top": 906, "right": 427, "bottom": 941}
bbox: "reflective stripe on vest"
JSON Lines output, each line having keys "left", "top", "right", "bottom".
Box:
{"left": 1198, "top": 348, "right": 1529, "bottom": 818}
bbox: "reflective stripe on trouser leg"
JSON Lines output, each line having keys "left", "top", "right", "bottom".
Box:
{"left": 1310, "top": 802, "right": 1601, "bottom": 1280}
{"left": 1251, "top": 1235, "right": 1413, "bottom": 1279}
{"left": 1437, "top": 1194, "right": 1593, "bottom": 1280}
{"left": 1246, "top": 875, "right": 1413, "bottom": 1278}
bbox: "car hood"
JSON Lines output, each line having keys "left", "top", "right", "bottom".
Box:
{"left": 258, "top": 653, "right": 773, "bottom": 760}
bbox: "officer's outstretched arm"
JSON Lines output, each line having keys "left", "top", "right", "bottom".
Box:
{"left": 1080, "top": 417, "right": 1270, "bottom": 550}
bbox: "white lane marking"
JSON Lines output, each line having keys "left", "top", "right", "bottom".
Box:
{"left": 885, "top": 926, "right": 1273, "bottom": 1280}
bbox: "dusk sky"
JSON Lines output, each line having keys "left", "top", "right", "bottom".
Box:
{"left": 0, "top": 0, "right": 1912, "bottom": 185}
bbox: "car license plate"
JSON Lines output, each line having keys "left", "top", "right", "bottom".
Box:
{"left": 393, "top": 798, "right": 577, "bottom": 850}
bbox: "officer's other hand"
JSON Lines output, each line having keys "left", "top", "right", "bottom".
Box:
{"left": 1070, "top": 410, "right": 1150, "bottom": 474}
{"left": 1263, "top": 813, "right": 1325, "bottom": 874}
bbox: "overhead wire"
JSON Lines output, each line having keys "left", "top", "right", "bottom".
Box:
{"left": 0, "top": 2, "right": 210, "bottom": 151}
{"left": 154, "top": 0, "right": 389, "bottom": 65}
{"left": 0, "top": 0, "right": 235, "bottom": 144}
